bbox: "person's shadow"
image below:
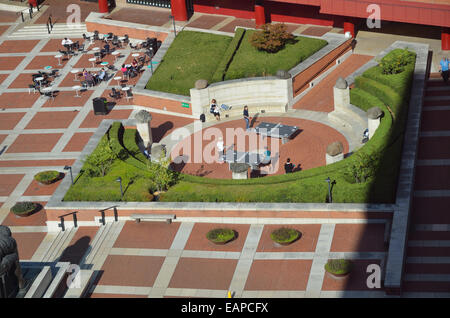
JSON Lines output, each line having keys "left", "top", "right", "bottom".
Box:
{"left": 152, "top": 121, "right": 173, "bottom": 143}
{"left": 58, "top": 236, "right": 91, "bottom": 265}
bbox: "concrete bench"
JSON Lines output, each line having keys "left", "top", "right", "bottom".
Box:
{"left": 130, "top": 213, "right": 176, "bottom": 224}
{"left": 203, "top": 103, "right": 287, "bottom": 122}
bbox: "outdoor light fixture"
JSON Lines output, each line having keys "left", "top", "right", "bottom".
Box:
{"left": 169, "top": 15, "right": 177, "bottom": 37}
{"left": 64, "top": 165, "right": 73, "bottom": 184}
{"left": 116, "top": 177, "right": 123, "bottom": 200}
{"left": 325, "top": 177, "right": 332, "bottom": 203}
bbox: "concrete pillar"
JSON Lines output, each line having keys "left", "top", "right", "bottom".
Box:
{"left": 135, "top": 110, "right": 153, "bottom": 153}
{"left": 171, "top": 0, "right": 188, "bottom": 22}
{"left": 333, "top": 77, "right": 350, "bottom": 111}
{"left": 255, "top": 1, "right": 266, "bottom": 28}
{"left": 190, "top": 79, "right": 210, "bottom": 120}
{"left": 343, "top": 21, "right": 356, "bottom": 38}
{"left": 98, "top": 0, "right": 109, "bottom": 13}
{"left": 442, "top": 28, "right": 450, "bottom": 51}
{"left": 367, "top": 107, "right": 383, "bottom": 139}
{"left": 230, "top": 163, "right": 249, "bottom": 180}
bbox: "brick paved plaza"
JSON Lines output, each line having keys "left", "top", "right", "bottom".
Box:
{"left": 0, "top": 0, "right": 448, "bottom": 300}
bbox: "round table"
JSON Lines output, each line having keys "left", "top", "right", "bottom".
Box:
{"left": 44, "top": 66, "right": 52, "bottom": 70}
{"left": 72, "top": 85, "right": 81, "bottom": 97}
{"left": 35, "top": 76, "right": 44, "bottom": 86}
{"left": 54, "top": 54, "right": 63, "bottom": 66}
{"left": 131, "top": 53, "right": 140, "bottom": 57}
{"left": 125, "top": 64, "right": 131, "bottom": 68}
{"left": 121, "top": 86, "right": 130, "bottom": 91}
{"left": 88, "top": 58, "right": 96, "bottom": 68}
{"left": 92, "top": 47, "right": 100, "bottom": 51}
{"left": 100, "top": 61, "right": 109, "bottom": 66}
{"left": 112, "top": 51, "right": 120, "bottom": 61}
{"left": 113, "top": 76, "right": 122, "bottom": 86}
{"left": 71, "top": 69, "right": 80, "bottom": 81}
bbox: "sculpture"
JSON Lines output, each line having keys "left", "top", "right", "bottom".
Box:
{"left": 0, "top": 225, "right": 24, "bottom": 298}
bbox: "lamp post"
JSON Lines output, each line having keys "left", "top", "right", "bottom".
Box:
{"left": 116, "top": 177, "right": 123, "bottom": 200}
{"left": 325, "top": 177, "right": 332, "bottom": 203}
{"left": 64, "top": 165, "right": 73, "bottom": 184}
{"left": 169, "top": 15, "right": 177, "bottom": 37}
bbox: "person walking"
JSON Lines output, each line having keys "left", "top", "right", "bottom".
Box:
{"left": 243, "top": 105, "right": 250, "bottom": 131}
{"left": 440, "top": 57, "right": 449, "bottom": 84}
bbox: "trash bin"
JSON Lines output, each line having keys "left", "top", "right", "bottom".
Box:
{"left": 93, "top": 97, "right": 107, "bottom": 115}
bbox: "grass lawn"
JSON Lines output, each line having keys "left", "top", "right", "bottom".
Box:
{"left": 224, "top": 30, "right": 327, "bottom": 80}
{"left": 146, "top": 31, "right": 232, "bottom": 96}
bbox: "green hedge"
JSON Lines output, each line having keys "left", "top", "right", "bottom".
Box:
{"left": 211, "top": 28, "right": 246, "bottom": 83}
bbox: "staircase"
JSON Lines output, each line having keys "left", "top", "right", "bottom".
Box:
{"left": 8, "top": 23, "right": 87, "bottom": 38}
{"left": 402, "top": 73, "right": 450, "bottom": 296}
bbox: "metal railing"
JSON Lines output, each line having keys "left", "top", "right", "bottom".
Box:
{"left": 98, "top": 206, "right": 119, "bottom": 226}
{"left": 17, "top": 2, "right": 40, "bottom": 23}
{"left": 58, "top": 211, "right": 78, "bottom": 232}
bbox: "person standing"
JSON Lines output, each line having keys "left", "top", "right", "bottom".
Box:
{"left": 440, "top": 57, "right": 449, "bottom": 84}
{"left": 61, "top": 37, "right": 73, "bottom": 52}
{"left": 243, "top": 105, "right": 250, "bottom": 131}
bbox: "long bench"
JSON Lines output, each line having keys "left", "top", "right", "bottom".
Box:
{"left": 203, "top": 103, "right": 287, "bottom": 122}
{"left": 130, "top": 213, "right": 176, "bottom": 224}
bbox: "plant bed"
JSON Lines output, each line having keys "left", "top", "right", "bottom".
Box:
{"left": 324, "top": 259, "right": 353, "bottom": 278}
{"left": 270, "top": 227, "right": 301, "bottom": 246}
{"left": 206, "top": 228, "right": 236, "bottom": 245}
{"left": 10, "top": 202, "right": 40, "bottom": 217}
{"left": 34, "top": 170, "right": 62, "bottom": 185}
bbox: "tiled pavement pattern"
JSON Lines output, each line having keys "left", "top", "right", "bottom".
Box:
{"left": 403, "top": 74, "right": 450, "bottom": 294}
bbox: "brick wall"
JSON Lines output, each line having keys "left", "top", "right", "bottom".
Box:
{"left": 86, "top": 21, "right": 168, "bottom": 42}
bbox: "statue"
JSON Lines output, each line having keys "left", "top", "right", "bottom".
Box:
{"left": 0, "top": 225, "right": 25, "bottom": 298}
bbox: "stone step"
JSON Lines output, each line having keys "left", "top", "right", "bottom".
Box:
{"left": 46, "top": 227, "right": 77, "bottom": 262}
{"left": 82, "top": 222, "right": 113, "bottom": 266}
{"left": 63, "top": 269, "right": 94, "bottom": 298}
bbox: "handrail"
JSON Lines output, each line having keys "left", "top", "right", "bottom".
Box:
{"left": 58, "top": 211, "right": 78, "bottom": 231}
{"left": 98, "top": 206, "right": 119, "bottom": 225}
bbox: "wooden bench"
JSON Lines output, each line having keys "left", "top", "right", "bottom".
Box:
{"left": 130, "top": 214, "right": 176, "bottom": 224}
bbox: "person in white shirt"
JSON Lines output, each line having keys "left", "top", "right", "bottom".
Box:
{"left": 61, "top": 38, "right": 73, "bottom": 52}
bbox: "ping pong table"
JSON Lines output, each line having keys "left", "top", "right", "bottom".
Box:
{"left": 254, "top": 122, "right": 298, "bottom": 144}
{"left": 221, "top": 149, "right": 269, "bottom": 169}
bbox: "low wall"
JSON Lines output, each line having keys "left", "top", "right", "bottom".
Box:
{"left": 133, "top": 92, "right": 192, "bottom": 116}
{"left": 291, "top": 38, "right": 353, "bottom": 97}
{"left": 190, "top": 77, "right": 292, "bottom": 118}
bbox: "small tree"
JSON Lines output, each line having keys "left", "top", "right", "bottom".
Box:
{"left": 250, "top": 23, "right": 294, "bottom": 53}
{"left": 346, "top": 152, "right": 380, "bottom": 183}
{"left": 83, "top": 137, "right": 116, "bottom": 177}
{"left": 146, "top": 150, "right": 177, "bottom": 193}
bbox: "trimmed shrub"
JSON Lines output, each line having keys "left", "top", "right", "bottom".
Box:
{"left": 270, "top": 227, "right": 300, "bottom": 245}
{"left": 324, "top": 259, "right": 353, "bottom": 276}
{"left": 350, "top": 88, "right": 385, "bottom": 112}
{"left": 34, "top": 170, "right": 61, "bottom": 185}
{"left": 250, "top": 23, "right": 294, "bottom": 53}
{"left": 211, "top": 28, "right": 246, "bottom": 83}
{"left": 206, "top": 228, "right": 236, "bottom": 244}
{"left": 10, "top": 202, "right": 38, "bottom": 217}
{"left": 378, "top": 48, "right": 415, "bottom": 75}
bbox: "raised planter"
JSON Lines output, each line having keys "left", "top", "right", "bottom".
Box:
{"left": 324, "top": 259, "right": 352, "bottom": 279}
{"left": 34, "top": 170, "right": 63, "bottom": 185}
{"left": 10, "top": 202, "right": 40, "bottom": 218}
{"left": 270, "top": 227, "right": 301, "bottom": 246}
{"left": 206, "top": 228, "right": 236, "bottom": 245}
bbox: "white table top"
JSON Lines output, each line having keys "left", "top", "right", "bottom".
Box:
{"left": 112, "top": 51, "right": 120, "bottom": 55}
{"left": 54, "top": 54, "right": 63, "bottom": 58}
{"left": 72, "top": 85, "right": 81, "bottom": 90}
{"left": 121, "top": 87, "right": 130, "bottom": 91}
{"left": 35, "top": 77, "right": 44, "bottom": 81}
{"left": 92, "top": 47, "right": 100, "bottom": 51}
{"left": 125, "top": 64, "right": 131, "bottom": 68}
{"left": 42, "top": 87, "right": 52, "bottom": 92}
{"left": 132, "top": 53, "right": 140, "bottom": 57}
{"left": 113, "top": 76, "right": 122, "bottom": 80}
{"left": 70, "top": 69, "right": 79, "bottom": 74}
{"left": 88, "top": 58, "right": 96, "bottom": 62}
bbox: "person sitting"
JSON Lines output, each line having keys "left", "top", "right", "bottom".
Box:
{"left": 102, "top": 41, "right": 111, "bottom": 55}
{"left": 284, "top": 158, "right": 295, "bottom": 174}
{"left": 210, "top": 99, "right": 220, "bottom": 120}
{"left": 261, "top": 147, "right": 271, "bottom": 165}
{"left": 131, "top": 58, "right": 138, "bottom": 72}
{"left": 96, "top": 68, "right": 106, "bottom": 82}
{"left": 61, "top": 37, "right": 73, "bottom": 52}
{"left": 85, "top": 71, "right": 95, "bottom": 86}
{"left": 121, "top": 64, "right": 128, "bottom": 77}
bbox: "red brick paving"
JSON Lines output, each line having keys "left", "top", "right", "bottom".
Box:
{"left": 169, "top": 258, "right": 238, "bottom": 290}
{"left": 256, "top": 224, "right": 321, "bottom": 252}
{"left": 0, "top": 112, "right": 24, "bottom": 130}
{"left": 9, "top": 73, "right": 53, "bottom": 89}
{"left": 98, "top": 255, "right": 165, "bottom": 287}
{"left": 0, "top": 74, "right": 8, "bottom": 86}
{"left": 421, "top": 110, "right": 450, "bottom": 131}
{"left": 301, "top": 26, "right": 332, "bottom": 36}
{"left": 0, "top": 56, "right": 25, "bottom": 70}
{"left": 418, "top": 137, "right": 450, "bottom": 159}
{"left": 23, "top": 177, "right": 65, "bottom": 196}
{"left": 293, "top": 54, "right": 373, "bottom": 112}
{"left": 187, "top": 15, "right": 228, "bottom": 29}
{"left": 245, "top": 259, "right": 312, "bottom": 290}
{"left": 172, "top": 117, "right": 349, "bottom": 178}
{"left": 330, "top": 224, "right": 386, "bottom": 252}
{"left": 60, "top": 226, "right": 99, "bottom": 264}
{"left": 42, "top": 90, "right": 94, "bottom": 107}
{"left": 0, "top": 10, "right": 20, "bottom": 23}
{"left": 219, "top": 18, "right": 256, "bottom": 33}
{"left": 25, "top": 111, "right": 78, "bottom": 129}
{"left": 0, "top": 134, "right": 6, "bottom": 144}
{"left": 6, "top": 133, "right": 63, "bottom": 153}
{"left": 107, "top": 8, "right": 171, "bottom": 27}
{"left": 25, "top": 55, "right": 70, "bottom": 70}
{"left": 0, "top": 159, "right": 75, "bottom": 167}
{"left": 184, "top": 223, "right": 250, "bottom": 252}
{"left": 13, "top": 232, "right": 47, "bottom": 260}
{"left": 40, "top": 38, "right": 83, "bottom": 52}
{"left": 89, "top": 293, "right": 147, "bottom": 298}
{"left": 35, "top": 0, "right": 98, "bottom": 24}
{"left": 79, "top": 109, "right": 132, "bottom": 128}
{"left": 0, "top": 25, "right": 10, "bottom": 36}
{"left": 114, "top": 221, "right": 181, "bottom": 249}
{"left": 0, "top": 40, "right": 39, "bottom": 53}
{"left": 62, "top": 132, "right": 93, "bottom": 152}
{"left": 0, "top": 92, "right": 40, "bottom": 108}
{"left": 0, "top": 174, "right": 24, "bottom": 196}
{"left": 321, "top": 259, "right": 382, "bottom": 291}
{"left": 411, "top": 197, "right": 450, "bottom": 224}
{"left": 1, "top": 202, "right": 47, "bottom": 227}
{"left": 59, "top": 71, "right": 86, "bottom": 87}
{"left": 414, "top": 166, "right": 450, "bottom": 190}
{"left": 73, "top": 52, "right": 116, "bottom": 70}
